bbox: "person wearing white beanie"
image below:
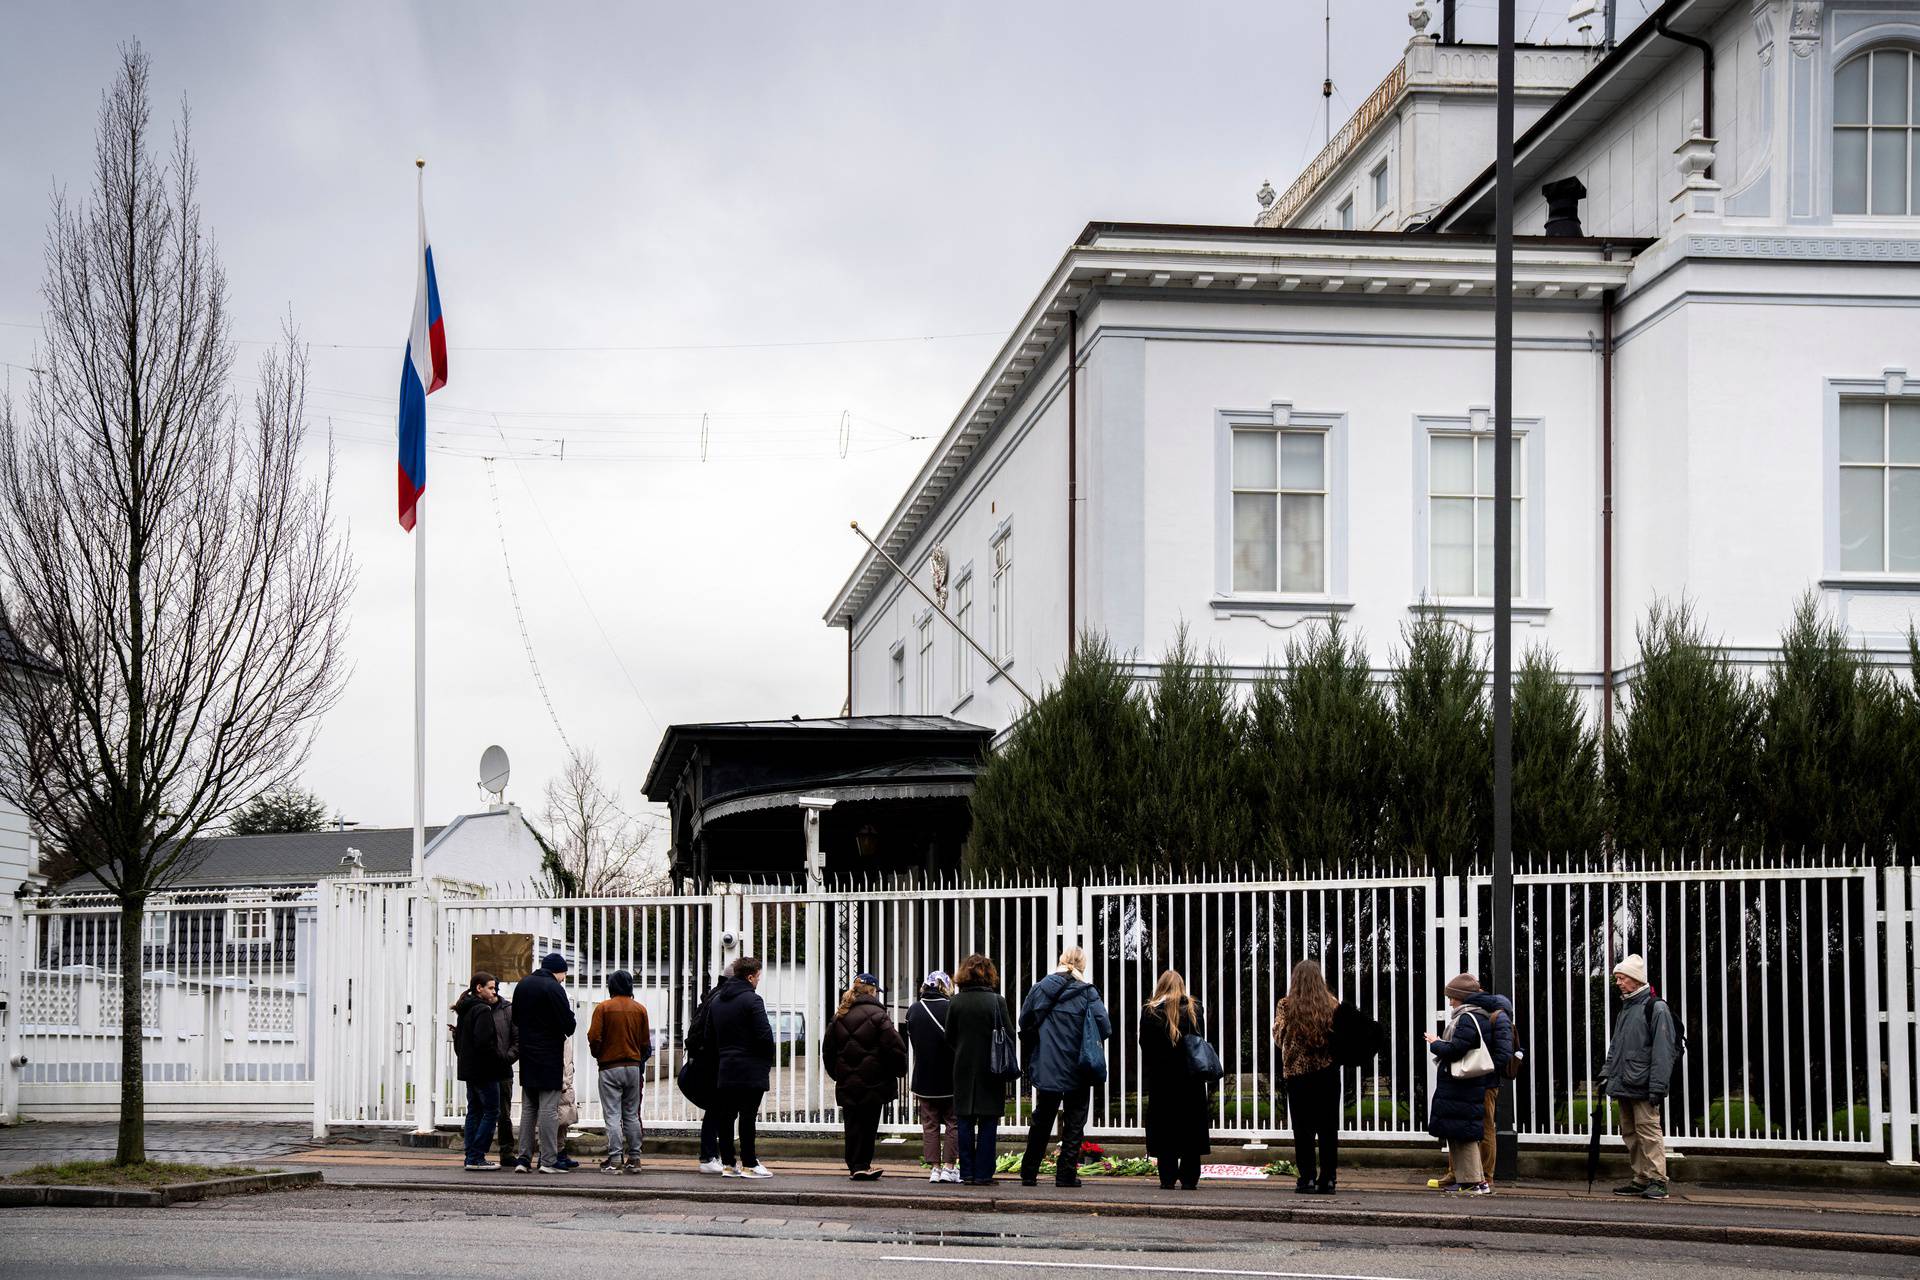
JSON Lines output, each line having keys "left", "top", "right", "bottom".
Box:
{"left": 1601, "top": 954, "right": 1678, "bottom": 1200}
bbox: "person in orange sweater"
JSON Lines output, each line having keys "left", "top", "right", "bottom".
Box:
{"left": 588, "top": 970, "right": 653, "bottom": 1174}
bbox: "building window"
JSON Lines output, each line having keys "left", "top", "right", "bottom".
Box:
{"left": 1337, "top": 196, "right": 1355, "bottom": 230}
{"left": 1834, "top": 48, "right": 1920, "bottom": 216}
{"left": 953, "top": 572, "right": 973, "bottom": 702}
{"left": 141, "top": 911, "right": 169, "bottom": 948}
{"left": 916, "top": 615, "right": 933, "bottom": 713}
{"left": 1429, "top": 431, "right": 1523, "bottom": 598}
{"left": 990, "top": 527, "right": 1013, "bottom": 664}
{"left": 1371, "top": 160, "right": 1389, "bottom": 213}
{"left": 1231, "top": 427, "right": 1327, "bottom": 593}
{"left": 226, "top": 907, "right": 274, "bottom": 946}
{"left": 890, "top": 643, "right": 905, "bottom": 713}
{"left": 1839, "top": 397, "right": 1920, "bottom": 572}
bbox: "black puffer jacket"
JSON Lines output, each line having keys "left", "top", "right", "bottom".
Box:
{"left": 1426, "top": 1004, "right": 1506, "bottom": 1140}
{"left": 510, "top": 969, "right": 576, "bottom": 1092}
{"left": 453, "top": 992, "right": 508, "bottom": 1083}
{"left": 708, "top": 976, "right": 776, "bottom": 1091}
{"left": 905, "top": 986, "right": 954, "bottom": 1098}
{"left": 824, "top": 994, "right": 909, "bottom": 1108}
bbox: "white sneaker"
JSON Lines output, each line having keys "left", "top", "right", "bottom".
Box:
{"left": 537, "top": 1162, "right": 569, "bottom": 1175}
{"left": 721, "top": 1165, "right": 743, "bottom": 1178}
{"left": 740, "top": 1163, "right": 773, "bottom": 1179}
{"left": 944, "top": 1166, "right": 964, "bottom": 1183}
{"left": 929, "top": 1168, "right": 943, "bottom": 1183}
{"left": 697, "top": 1158, "right": 725, "bottom": 1175}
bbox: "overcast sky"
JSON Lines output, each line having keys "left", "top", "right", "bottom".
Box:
{"left": 0, "top": 1, "right": 1655, "bottom": 840}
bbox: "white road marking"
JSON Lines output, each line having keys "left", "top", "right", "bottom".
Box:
{"left": 880, "top": 1257, "right": 1427, "bottom": 1280}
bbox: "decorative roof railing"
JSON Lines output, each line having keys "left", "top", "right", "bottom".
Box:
{"left": 1264, "top": 57, "right": 1406, "bottom": 228}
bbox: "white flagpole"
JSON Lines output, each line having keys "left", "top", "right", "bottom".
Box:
{"left": 410, "top": 157, "right": 435, "bottom": 1138}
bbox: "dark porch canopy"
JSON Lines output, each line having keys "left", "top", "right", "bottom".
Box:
{"left": 641, "top": 715, "right": 993, "bottom": 889}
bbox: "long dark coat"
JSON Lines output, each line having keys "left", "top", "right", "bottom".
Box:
{"left": 823, "top": 994, "right": 909, "bottom": 1108}
{"left": 454, "top": 992, "right": 508, "bottom": 1083}
{"left": 509, "top": 970, "right": 576, "bottom": 1092}
{"left": 1138, "top": 1001, "right": 1212, "bottom": 1159}
{"left": 708, "top": 976, "right": 776, "bottom": 1091}
{"left": 904, "top": 987, "right": 955, "bottom": 1098}
{"left": 947, "top": 983, "right": 1015, "bottom": 1119}
{"left": 1426, "top": 1005, "right": 1504, "bottom": 1140}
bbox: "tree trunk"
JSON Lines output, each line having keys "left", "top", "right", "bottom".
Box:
{"left": 115, "top": 893, "right": 146, "bottom": 1165}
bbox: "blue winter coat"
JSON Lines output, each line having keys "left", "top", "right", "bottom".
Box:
{"left": 1018, "top": 971, "right": 1112, "bottom": 1095}
{"left": 1425, "top": 1004, "right": 1506, "bottom": 1140}
{"left": 1464, "top": 992, "right": 1515, "bottom": 1094}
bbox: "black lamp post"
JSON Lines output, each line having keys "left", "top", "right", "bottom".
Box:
{"left": 1492, "top": 0, "right": 1519, "bottom": 1183}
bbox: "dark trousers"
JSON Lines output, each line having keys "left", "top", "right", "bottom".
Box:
{"left": 1158, "top": 1152, "right": 1202, "bottom": 1190}
{"left": 496, "top": 1076, "right": 516, "bottom": 1162}
{"left": 1021, "top": 1086, "right": 1091, "bottom": 1184}
{"left": 842, "top": 1102, "right": 883, "bottom": 1173}
{"left": 462, "top": 1079, "right": 500, "bottom": 1164}
{"left": 957, "top": 1116, "right": 1000, "bottom": 1183}
{"left": 1288, "top": 1066, "right": 1341, "bottom": 1187}
{"left": 712, "top": 1086, "right": 764, "bottom": 1168}
{"left": 699, "top": 1110, "right": 721, "bottom": 1162}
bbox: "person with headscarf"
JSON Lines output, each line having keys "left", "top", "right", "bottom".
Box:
{"left": 588, "top": 968, "right": 652, "bottom": 1173}
{"left": 905, "top": 969, "right": 959, "bottom": 1182}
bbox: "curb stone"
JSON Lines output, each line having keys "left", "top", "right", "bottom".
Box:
{"left": 322, "top": 1177, "right": 1920, "bottom": 1259}
{"left": 0, "top": 1170, "right": 321, "bottom": 1208}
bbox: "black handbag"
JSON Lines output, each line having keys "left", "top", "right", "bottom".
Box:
{"left": 988, "top": 999, "right": 1021, "bottom": 1083}
{"left": 1181, "top": 1032, "right": 1224, "bottom": 1082}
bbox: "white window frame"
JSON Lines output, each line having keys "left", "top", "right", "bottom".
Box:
{"left": 1831, "top": 45, "right": 1920, "bottom": 217}
{"left": 889, "top": 641, "right": 905, "bottom": 714}
{"left": 225, "top": 905, "right": 275, "bottom": 947}
{"left": 989, "top": 522, "right": 1014, "bottom": 669}
{"left": 1337, "top": 195, "right": 1356, "bottom": 230}
{"left": 1411, "top": 409, "right": 1548, "bottom": 609}
{"left": 1371, "top": 159, "right": 1390, "bottom": 215}
{"left": 951, "top": 568, "right": 974, "bottom": 707}
{"left": 1214, "top": 402, "right": 1350, "bottom": 606}
{"left": 141, "top": 911, "right": 169, "bottom": 948}
{"left": 1825, "top": 370, "right": 1920, "bottom": 581}
{"left": 915, "top": 611, "right": 934, "bottom": 713}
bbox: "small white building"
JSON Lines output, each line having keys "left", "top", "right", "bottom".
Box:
{"left": 826, "top": 0, "right": 1920, "bottom": 734}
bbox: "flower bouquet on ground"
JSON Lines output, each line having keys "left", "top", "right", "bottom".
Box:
{"left": 993, "top": 1142, "right": 1157, "bottom": 1178}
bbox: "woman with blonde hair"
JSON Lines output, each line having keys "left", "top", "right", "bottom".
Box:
{"left": 1138, "top": 969, "right": 1211, "bottom": 1190}
{"left": 1273, "top": 959, "right": 1348, "bottom": 1194}
{"left": 822, "top": 971, "right": 908, "bottom": 1180}
{"left": 1017, "top": 946, "right": 1111, "bottom": 1187}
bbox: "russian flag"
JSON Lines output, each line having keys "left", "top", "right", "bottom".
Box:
{"left": 396, "top": 187, "right": 446, "bottom": 531}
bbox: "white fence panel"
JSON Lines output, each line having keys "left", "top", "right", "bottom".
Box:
{"left": 315, "top": 880, "right": 419, "bottom": 1127}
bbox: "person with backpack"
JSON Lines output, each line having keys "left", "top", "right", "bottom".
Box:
{"left": 683, "top": 973, "right": 726, "bottom": 1173}
{"left": 1423, "top": 972, "right": 1509, "bottom": 1197}
{"left": 946, "top": 953, "right": 1016, "bottom": 1186}
{"left": 1427, "top": 981, "right": 1517, "bottom": 1191}
{"left": 1601, "top": 954, "right": 1679, "bottom": 1201}
{"left": 1138, "top": 969, "right": 1210, "bottom": 1191}
{"left": 823, "top": 972, "right": 910, "bottom": 1180}
{"left": 708, "top": 955, "right": 776, "bottom": 1178}
{"left": 905, "top": 970, "right": 960, "bottom": 1183}
{"left": 1017, "top": 946, "right": 1111, "bottom": 1189}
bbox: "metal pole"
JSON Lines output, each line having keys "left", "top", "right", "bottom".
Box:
{"left": 1492, "top": 0, "right": 1518, "bottom": 1183}
{"left": 409, "top": 158, "right": 434, "bottom": 1137}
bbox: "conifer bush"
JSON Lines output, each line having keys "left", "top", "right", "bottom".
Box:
{"left": 1142, "top": 626, "right": 1254, "bottom": 870}
{"left": 1385, "top": 609, "right": 1490, "bottom": 874}
{"left": 1512, "top": 646, "right": 1604, "bottom": 855}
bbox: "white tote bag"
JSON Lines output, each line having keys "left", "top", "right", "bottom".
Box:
{"left": 1449, "top": 1011, "right": 1496, "bottom": 1080}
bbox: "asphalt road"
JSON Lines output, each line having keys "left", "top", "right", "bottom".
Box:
{"left": 1, "top": 1188, "right": 1914, "bottom": 1280}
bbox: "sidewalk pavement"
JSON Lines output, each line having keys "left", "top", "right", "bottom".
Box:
{"left": 5, "top": 1124, "right": 1917, "bottom": 1256}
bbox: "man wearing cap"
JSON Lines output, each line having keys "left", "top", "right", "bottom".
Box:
{"left": 512, "top": 952, "right": 577, "bottom": 1173}
{"left": 1602, "top": 954, "right": 1678, "bottom": 1200}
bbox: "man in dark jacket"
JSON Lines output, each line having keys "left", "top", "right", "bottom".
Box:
{"left": 905, "top": 971, "right": 958, "bottom": 1182}
{"left": 687, "top": 974, "right": 726, "bottom": 1173}
{"left": 453, "top": 974, "right": 507, "bottom": 1170}
{"left": 708, "top": 956, "right": 776, "bottom": 1177}
{"left": 510, "top": 952, "right": 576, "bottom": 1173}
{"left": 1017, "top": 947, "right": 1111, "bottom": 1188}
{"left": 1602, "top": 954, "right": 1678, "bottom": 1200}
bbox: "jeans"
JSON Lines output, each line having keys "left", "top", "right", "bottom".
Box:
{"left": 842, "top": 1101, "right": 883, "bottom": 1173}
{"left": 957, "top": 1116, "right": 999, "bottom": 1183}
{"left": 597, "top": 1064, "right": 645, "bottom": 1160}
{"left": 515, "top": 1086, "right": 563, "bottom": 1166}
{"left": 1287, "top": 1066, "right": 1340, "bottom": 1187}
{"left": 1158, "top": 1152, "right": 1201, "bottom": 1189}
{"left": 712, "top": 1086, "right": 764, "bottom": 1168}
{"left": 462, "top": 1079, "right": 500, "bottom": 1164}
{"left": 917, "top": 1097, "right": 958, "bottom": 1165}
{"left": 1021, "top": 1086, "right": 1091, "bottom": 1184}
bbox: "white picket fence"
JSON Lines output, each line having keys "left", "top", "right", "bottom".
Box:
{"left": 4, "top": 855, "right": 1916, "bottom": 1164}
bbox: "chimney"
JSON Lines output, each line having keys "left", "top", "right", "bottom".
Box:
{"left": 1541, "top": 177, "right": 1587, "bottom": 236}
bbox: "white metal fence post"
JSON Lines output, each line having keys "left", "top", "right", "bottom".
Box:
{"left": 411, "top": 882, "right": 439, "bottom": 1135}
{"left": 1, "top": 896, "right": 20, "bottom": 1124}
{"left": 311, "top": 883, "right": 331, "bottom": 1140}
{"left": 1886, "top": 866, "right": 1914, "bottom": 1165}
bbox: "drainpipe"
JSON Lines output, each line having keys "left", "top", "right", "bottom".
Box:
{"left": 1601, "top": 285, "right": 1616, "bottom": 739}
{"left": 1067, "top": 309, "right": 1079, "bottom": 659}
{"left": 1654, "top": 12, "right": 1714, "bottom": 176}
{"left": 845, "top": 623, "right": 853, "bottom": 716}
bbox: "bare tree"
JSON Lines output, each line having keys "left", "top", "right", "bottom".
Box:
{"left": 0, "top": 45, "right": 353, "bottom": 1164}
{"left": 537, "top": 749, "right": 661, "bottom": 897}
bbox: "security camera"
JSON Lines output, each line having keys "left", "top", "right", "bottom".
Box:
{"left": 721, "top": 930, "right": 739, "bottom": 950}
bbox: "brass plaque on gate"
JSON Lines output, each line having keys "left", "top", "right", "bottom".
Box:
{"left": 471, "top": 932, "right": 534, "bottom": 981}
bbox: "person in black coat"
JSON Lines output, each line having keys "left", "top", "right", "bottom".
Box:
{"left": 510, "top": 953, "right": 576, "bottom": 1172}
{"left": 823, "top": 973, "right": 909, "bottom": 1179}
{"left": 1138, "top": 970, "right": 1211, "bottom": 1190}
{"left": 905, "top": 971, "right": 958, "bottom": 1182}
{"left": 453, "top": 973, "right": 507, "bottom": 1170}
{"left": 947, "top": 953, "right": 1015, "bottom": 1185}
{"left": 707, "top": 955, "right": 776, "bottom": 1176}
{"left": 489, "top": 990, "right": 519, "bottom": 1166}
{"left": 1423, "top": 972, "right": 1509, "bottom": 1194}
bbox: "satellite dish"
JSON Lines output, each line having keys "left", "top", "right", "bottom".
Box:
{"left": 479, "top": 745, "right": 511, "bottom": 801}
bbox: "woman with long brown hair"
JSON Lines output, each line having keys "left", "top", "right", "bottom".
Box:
{"left": 822, "top": 971, "right": 908, "bottom": 1180}
{"left": 1138, "top": 969, "right": 1211, "bottom": 1190}
{"left": 1273, "top": 959, "right": 1342, "bottom": 1194}
{"left": 947, "top": 953, "right": 1016, "bottom": 1184}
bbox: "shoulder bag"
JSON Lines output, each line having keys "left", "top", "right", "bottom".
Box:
{"left": 1449, "top": 1011, "right": 1496, "bottom": 1080}
{"left": 988, "top": 998, "right": 1022, "bottom": 1083}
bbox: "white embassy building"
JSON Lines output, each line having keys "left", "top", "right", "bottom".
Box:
{"left": 826, "top": 0, "right": 1920, "bottom": 732}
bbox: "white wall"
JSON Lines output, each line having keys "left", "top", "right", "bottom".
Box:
{"left": 424, "top": 806, "right": 545, "bottom": 890}
{"left": 0, "top": 799, "right": 34, "bottom": 897}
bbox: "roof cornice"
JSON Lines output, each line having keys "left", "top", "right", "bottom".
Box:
{"left": 823, "top": 225, "right": 1644, "bottom": 628}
